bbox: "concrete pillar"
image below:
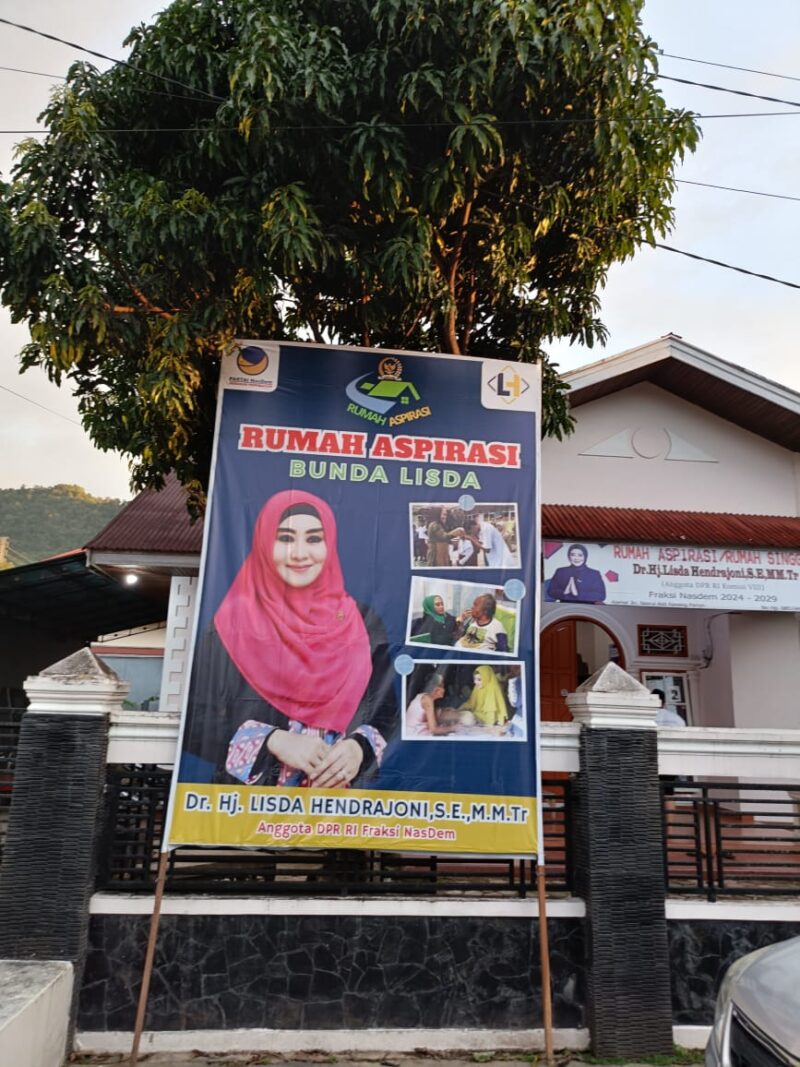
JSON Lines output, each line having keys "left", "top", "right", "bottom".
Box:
{"left": 566, "top": 662, "right": 673, "bottom": 1056}
{"left": 158, "top": 575, "right": 198, "bottom": 712}
{"left": 0, "top": 649, "right": 127, "bottom": 1038}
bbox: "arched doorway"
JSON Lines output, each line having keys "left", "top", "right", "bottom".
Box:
{"left": 540, "top": 617, "right": 625, "bottom": 721}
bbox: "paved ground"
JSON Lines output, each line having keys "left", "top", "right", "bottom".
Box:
{"left": 69, "top": 1056, "right": 701, "bottom": 1067}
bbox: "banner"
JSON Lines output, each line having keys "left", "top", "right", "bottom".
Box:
{"left": 544, "top": 539, "right": 800, "bottom": 612}
{"left": 167, "top": 342, "right": 541, "bottom": 856}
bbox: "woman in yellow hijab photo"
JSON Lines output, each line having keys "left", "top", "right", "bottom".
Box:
{"left": 460, "top": 665, "right": 509, "bottom": 728}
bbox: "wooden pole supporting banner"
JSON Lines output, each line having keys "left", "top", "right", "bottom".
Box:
{"left": 536, "top": 863, "right": 555, "bottom": 1067}
{"left": 130, "top": 849, "right": 170, "bottom": 1067}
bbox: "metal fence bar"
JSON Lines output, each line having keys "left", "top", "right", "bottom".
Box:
{"left": 96, "top": 766, "right": 571, "bottom": 897}
{"left": 662, "top": 779, "right": 800, "bottom": 899}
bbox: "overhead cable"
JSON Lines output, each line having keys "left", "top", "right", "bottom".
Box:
{"left": 0, "top": 16, "right": 225, "bottom": 102}
{"left": 659, "top": 51, "right": 800, "bottom": 84}
{"left": 1, "top": 107, "right": 800, "bottom": 139}
{"left": 658, "top": 74, "right": 800, "bottom": 109}
{"left": 675, "top": 178, "right": 800, "bottom": 203}
{"left": 0, "top": 382, "right": 82, "bottom": 425}
{"left": 656, "top": 244, "right": 800, "bottom": 290}
{"left": 0, "top": 64, "right": 65, "bottom": 79}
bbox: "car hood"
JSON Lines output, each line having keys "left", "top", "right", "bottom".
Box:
{"left": 732, "top": 936, "right": 800, "bottom": 1057}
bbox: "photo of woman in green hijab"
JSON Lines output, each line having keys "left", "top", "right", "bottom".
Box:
{"left": 410, "top": 594, "right": 458, "bottom": 646}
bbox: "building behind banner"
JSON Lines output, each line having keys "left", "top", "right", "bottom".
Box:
{"left": 2, "top": 334, "right": 800, "bottom": 1057}
{"left": 538, "top": 334, "right": 800, "bottom": 729}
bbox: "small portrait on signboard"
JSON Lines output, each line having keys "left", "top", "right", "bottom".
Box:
{"left": 409, "top": 502, "right": 520, "bottom": 569}
{"left": 402, "top": 661, "right": 527, "bottom": 741}
{"left": 406, "top": 576, "right": 519, "bottom": 656}
{"left": 545, "top": 543, "right": 607, "bottom": 604}
{"left": 181, "top": 489, "right": 396, "bottom": 789}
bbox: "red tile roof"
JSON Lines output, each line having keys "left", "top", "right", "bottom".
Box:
{"left": 542, "top": 505, "right": 800, "bottom": 548}
{"left": 89, "top": 477, "right": 800, "bottom": 558}
{"left": 85, "top": 473, "right": 203, "bottom": 554}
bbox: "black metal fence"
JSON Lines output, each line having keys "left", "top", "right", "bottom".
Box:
{"left": 0, "top": 707, "right": 25, "bottom": 863}
{"left": 97, "top": 765, "right": 571, "bottom": 896}
{"left": 662, "top": 779, "right": 800, "bottom": 901}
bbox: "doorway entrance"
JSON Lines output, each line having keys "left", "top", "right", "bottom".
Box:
{"left": 540, "top": 618, "right": 624, "bottom": 721}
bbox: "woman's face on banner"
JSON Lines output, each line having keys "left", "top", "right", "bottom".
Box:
{"left": 568, "top": 546, "right": 586, "bottom": 566}
{"left": 273, "top": 513, "right": 327, "bottom": 587}
{"left": 473, "top": 671, "right": 483, "bottom": 689}
{"left": 433, "top": 596, "right": 445, "bottom": 615}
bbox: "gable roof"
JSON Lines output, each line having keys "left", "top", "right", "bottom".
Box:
{"left": 564, "top": 335, "right": 800, "bottom": 452}
{"left": 85, "top": 473, "right": 202, "bottom": 566}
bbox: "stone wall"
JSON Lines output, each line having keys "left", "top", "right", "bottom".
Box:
{"left": 78, "top": 915, "right": 586, "bottom": 1033}
{"left": 668, "top": 918, "right": 800, "bottom": 1025}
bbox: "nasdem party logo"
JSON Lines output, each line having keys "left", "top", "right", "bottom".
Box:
{"left": 236, "top": 345, "right": 270, "bottom": 376}
{"left": 220, "top": 342, "right": 279, "bottom": 392}
{"left": 487, "top": 366, "right": 530, "bottom": 405}
{"left": 345, "top": 356, "right": 431, "bottom": 428}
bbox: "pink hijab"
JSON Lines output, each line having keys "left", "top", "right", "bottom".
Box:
{"left": 214, "top": 489, "right": 372, "bottom": 732}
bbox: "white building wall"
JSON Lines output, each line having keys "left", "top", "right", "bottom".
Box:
{"left": 694, "top": 613, "right": 735, "bottom": 728}
{"left": 542, "top": 383, "right": 799, "bottom": 516}
{"left": 729, "top": 614, "right": 800, "bottom": 730}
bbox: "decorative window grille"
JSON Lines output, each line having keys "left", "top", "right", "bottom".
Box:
{"left": 638, "top": 624, "right": 688, "bottom": 657}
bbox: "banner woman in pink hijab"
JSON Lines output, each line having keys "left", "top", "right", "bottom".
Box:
{"left": 182, "top": 490, "right": 395, "bottom": 788}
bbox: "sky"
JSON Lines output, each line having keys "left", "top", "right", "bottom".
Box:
{"left": 0, "top": 1, "right": 798, "bottom": 499}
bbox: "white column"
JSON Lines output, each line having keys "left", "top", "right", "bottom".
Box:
{"left": 24, "top": 648, "right": 129, "bottom": 715}
{"left": 566, "top": 660, "right": 660, "bottom": 728}
{"left": 158, "top": 576, "right": 198, "bottom": 713}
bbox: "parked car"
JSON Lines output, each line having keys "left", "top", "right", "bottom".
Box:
{"left": 706, "top": 935, "right": 800, "bottom": 1066}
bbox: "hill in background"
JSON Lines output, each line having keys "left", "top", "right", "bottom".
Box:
{"left": 0, "top": 484, "right": 127, "bottom": 567}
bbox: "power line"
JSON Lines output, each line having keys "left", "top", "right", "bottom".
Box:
{"left": 0, "top": 64, "right": 221, "bottom": 104}
{"left": 675, "top": 178, "right": 800, "bottom": 203}
{"left": 0, "top": 64, "right": 65, "bottom": 80}
{"left": 0, "top": 382, "right": 82, "bottom": 426}
{"left": 0, "top": 16, "right": 225, "bottom": 103}
{"left": 0, "top": 108, "right": 799, "bottom": 139}
{"left": 656, "top": 244, "right": 800, "bottom": 291}
{"left": 659, "top": 51, "right": 800, "bottom": 85}
{"left": 658, "top": 74, "right": 800, "bottom": 109}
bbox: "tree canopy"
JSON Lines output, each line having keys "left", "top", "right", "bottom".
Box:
{"left": 0, "top": 0, "right": 697, "bottom": 499}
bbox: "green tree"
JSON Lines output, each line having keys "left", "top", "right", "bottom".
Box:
{"left": 0, "top": 484, "right": 124, "bottom": 562}
{"left": 0, "top": 0, "right": 697, "bottom": 500}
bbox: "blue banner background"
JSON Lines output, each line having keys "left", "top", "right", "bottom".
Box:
{"left": 181, "top": 343, "right": 538, "bottom": 801}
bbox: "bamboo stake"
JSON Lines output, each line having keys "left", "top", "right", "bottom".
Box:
{"left": 130, "top": 849, "right": 169, "bottom": 1066}
{"left": 536, "top": 863, "right": 555, "bottom": 1067}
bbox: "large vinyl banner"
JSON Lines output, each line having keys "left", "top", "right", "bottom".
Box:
{"left": 167, "top": 342, "right": 541, "bottom": 856}
{"left": 544, "top": 540, "right": 800, "bottom": 612}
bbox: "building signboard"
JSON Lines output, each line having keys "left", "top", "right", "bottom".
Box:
{"left": 544, "top": 539, "right": 800, "bottom": 612}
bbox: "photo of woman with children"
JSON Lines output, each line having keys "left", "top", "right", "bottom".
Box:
{"left": 410, "top": 502, "right": 520, "bottom": 569}
{"left": 403, "top": 662, "right": 526, "bottom": 741}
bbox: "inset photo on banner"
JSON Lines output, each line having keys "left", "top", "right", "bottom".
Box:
{"left": 543, "top": 541, "right": 607, "bottom": 604}
{"left": 402, "top": 660, "right": 527, "bottom": 742}
{"left": 410, "top": 502, "right": 520, "bottom": 569}
{"left": 407, "top": 576, "right": 520, "bottom": 656}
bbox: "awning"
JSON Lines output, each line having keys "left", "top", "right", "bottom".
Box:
{"left": 0, "top": 551, "right": 167, "bottom": 642}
